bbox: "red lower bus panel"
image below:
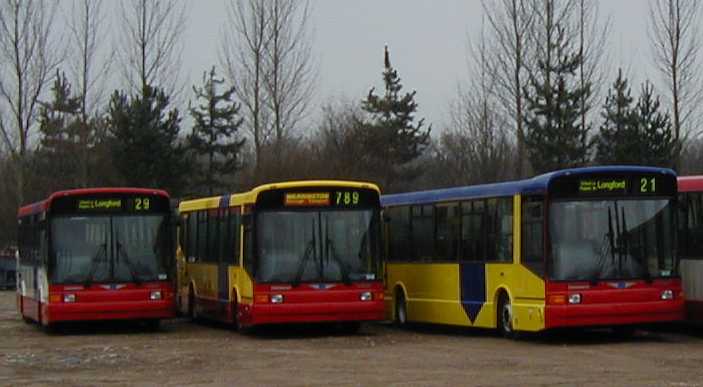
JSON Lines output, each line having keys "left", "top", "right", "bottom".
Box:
{"left": 39, "top": 282, "right": 176, "bottom": 325}
{"left": 238, "top": 282, "right": 385, "bottom": 327}
{"left": 545, "top": 279, "right": 684, "bottom": 329}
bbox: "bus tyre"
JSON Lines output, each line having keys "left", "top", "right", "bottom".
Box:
{"left": 498, "top": 294, "right": 517, "bottom": 339}
{"left": 395, "top": 291, "right": 407, "bottom": 326}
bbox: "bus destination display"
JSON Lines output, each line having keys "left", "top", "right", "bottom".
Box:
{"left": 258, "top": 188, "right": 379, "bottom": 209}
{"left": 51, "top": 194, "right": 170, "bottom": 214}
{"left": 552, "top": 174, "right": 676, "bottom": 197}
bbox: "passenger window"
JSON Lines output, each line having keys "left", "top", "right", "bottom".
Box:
{"left": 388, "top": 206, "right": 411, "bottom": 262}
{"left": 522, "top": 197, "right": 545, "bottom": 275}
{"left": 197, "top": 211, "right": 208, "bottom": 261}
{"left": 411, "top": 205, "right": 434, "bottom": 261}
{"left": 435, "top": 203, "right": 460, "bottom": 261}
{"left": 461, "top": 200, "right": 485, "bottom": 261}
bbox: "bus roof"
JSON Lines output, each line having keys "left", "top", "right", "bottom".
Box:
{"left": 179, "top": 180, "right": 381, "bottom": 212}
{"left": 678, "top": 176, "right": 703, "bottom": 192}
{"left": 17, "top": 187, "right": 170, "bottom": 218}
{"left": 381, "top": 165, "right": 676, "bottom": 207}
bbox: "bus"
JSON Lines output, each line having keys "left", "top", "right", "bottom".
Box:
{"left": 17, "top": 188, "right": 175, "bottom": 328}
{"left": 677, "top": 175, "right": 703, "bottom": 321}
{"left": 383, "top": 166, "right": 683, "bottom": 337}
{"left": 176, "top": 180, "right": 384, "bottom": 331}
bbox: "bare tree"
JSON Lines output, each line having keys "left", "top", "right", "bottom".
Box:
{"left": 0, "top": 0, "right": 61, "bottom": 203}
{"left": 220, "top": 0, "right": 317, "bottom": 176}
{"left": 118, "top": 0, "right": 187, "bottom": 98}
{"left": 221, "top": 0, "right": 271, "bottom": 174}
{"left": 264, "top": 0, "right": 316, "bottom": 169}
{"left": 67, "top": 0, "right": 112, "bottom": 119}
{"left": 576, "top": 0, "right": 610, "bottom": 146}
{"left": 444, "top": 18, "right": 513, "bottom": 186}
{"left": 481, "top": 0, "right": 535, "bottom": 178}
{"left": 649, "top": 0, "right": 702, "bottom": 168}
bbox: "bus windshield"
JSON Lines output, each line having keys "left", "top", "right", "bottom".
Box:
{"left": 549, "top": 199, "right": 675, "bottom": 281}
{"left": 51, "top": 215, "right": 170, "bottom": 284}
{"left": 255, "top": 209, "right": 381, "bottom": 284}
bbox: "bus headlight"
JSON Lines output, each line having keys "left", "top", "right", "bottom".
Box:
{"left": 271, "top": 294, "right": 284, "bottom": 304}
{"left": 661, "top": 290, "right": 674, "bottom": 300}
{"left": 568, "top": 294, "right": 581, "bottom": 304}
{"left": 150, "top": 290, "right": 162, "bottom": 300}
{"left": 63, "top": 294, "right": 76, "bottom": 303}
{"left": 360, "top": 291, "right": 373, "bottom": 301}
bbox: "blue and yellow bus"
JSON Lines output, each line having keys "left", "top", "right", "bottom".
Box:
{"left": 382, "top": 166, "right": 684, "bottom": 336}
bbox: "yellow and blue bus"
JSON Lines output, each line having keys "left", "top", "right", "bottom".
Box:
{"left": 382, "top": 166, "right": 684, "bottom": 336}
{"left": 176, "top": 180, "right": 385, "bottom": 331}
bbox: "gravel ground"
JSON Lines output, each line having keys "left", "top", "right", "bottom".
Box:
{"left": 1, "top": 291, "right": 703, "bottom": 386}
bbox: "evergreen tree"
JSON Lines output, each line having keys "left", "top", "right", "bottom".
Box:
{"left": 595, "top": 69, "right": 638, "bottom": 164}
{"left": 107, "top": 85, "right": 187, "bottom": 193}
{"left": 360, "top": 45, "right": 430, "bottom": 191}
{"left": 188, "top": 67, "right": 245, "bottom": 195}
{"left": 633, "top": 81, "right": 679, "bottom": 167}
{"left": 36, "top": 70, "right": 87, "bottom": 189}
{"left": 524, "top": 26, "right": 592, "bottom": 174}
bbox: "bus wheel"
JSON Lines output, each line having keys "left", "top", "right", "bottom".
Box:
{"left": 498, "top": 294, "right": 517, "bottom": 339}
{"left": 395, "top": 291, "right": 407, "bottom": 326}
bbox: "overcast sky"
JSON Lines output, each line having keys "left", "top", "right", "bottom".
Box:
{"left": 174, "top": 1, "right": 653, "bottom": 134}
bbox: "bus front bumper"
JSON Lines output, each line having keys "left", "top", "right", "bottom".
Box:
{"left": 240, "top": 300, "right": 385, "bottom": 326}
{"left": 42, "top": 299, "right": 176, "bottom": 324}
{"left": 545, "top": 299, "right": 685, "bottom": 328}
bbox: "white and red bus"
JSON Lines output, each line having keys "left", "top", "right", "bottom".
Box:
{"left": 17, "top": 188, "right": 175, "bottom": 329}
{"left": 677, "top": 176, "right": 703, "bottom": 321}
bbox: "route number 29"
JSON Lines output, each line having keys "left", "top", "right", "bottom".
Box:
{"left": 135, "top": 197, "right": 151, "bottom": 211}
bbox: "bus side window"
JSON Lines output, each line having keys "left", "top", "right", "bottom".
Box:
{"left": 388, "top": 206, "right": 411, "bottom": 262}
{"left": 522, "top": 196, "right": 545, "bottom": 275}
{"left": 242, "top": 214, "right": 254, "bottom": 273}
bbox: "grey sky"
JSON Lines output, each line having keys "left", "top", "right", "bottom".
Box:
{"left": 126, "top": 1, "right": 654, "bottom": 135}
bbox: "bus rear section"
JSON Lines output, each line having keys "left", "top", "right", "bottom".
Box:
{"left": 543, "top": 171, "right": 684, "bottom": 329}
{"left": 17, "top": 188, "right": 176, "bottom": 327}
{"left": 179, "top": 181, "right": 385, "bottom": 329}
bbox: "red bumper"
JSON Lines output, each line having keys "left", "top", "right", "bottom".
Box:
{"left": 545, "top": 279, "right": 685, "bottom": 328}
{"left": 243, "top": 300, "right": 385, "bottom": 325}
{"left": 43, "top": 283, "right": 176, "bottom": 324}
{"left": 239, "top": 282, "right": 385, "bottom": 326}
{"left": 546, "top": 299, "right": 685, "bottom": 328}
{"left": 44, "top": 299, "right": 175, "bottom": 323}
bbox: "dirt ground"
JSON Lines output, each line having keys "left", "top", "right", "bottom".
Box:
{"left": 1, "top": 291, "right": 703, "bottom": 387}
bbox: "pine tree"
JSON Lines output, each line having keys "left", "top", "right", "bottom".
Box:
{"left": 107, "top": 85, "right": 188, "bottom": 193}
{"left": 633, "top": 81, "right": 679, "bottom": 168}
{"left": 595, "top": 69, "right": 638, "bottom": 164}
{"left": 188, "top": 67, "right": 246, "bottom": 195}
{"left": 360, "top": 45, "right": 430, "bottom": 191}
{"left": 37, "top": 70, "right": 85, "bottom": 189}
{"left": 524, "top": 26, "right": 592, "bottom": 174}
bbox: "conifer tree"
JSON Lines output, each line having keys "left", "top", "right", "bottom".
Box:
{"left": 633, "top": 81, "right": 679, "bottom": 167}
{"left": 188, "top": 67, "right": 245, "bottom": 195}
{"left": 524, "top": 26, "right": 592, "bottom": 174}
{"left": 360, "top": 45, "right": 430, "bottom": 191}
{"left": 37, "top": 70, "right": 90, "bottom": 189}
{"left": 595, "top": 69, "right": 638, "bottom": 164}
{"left": 107, "top": 85, "right": 187, "bottom": 193}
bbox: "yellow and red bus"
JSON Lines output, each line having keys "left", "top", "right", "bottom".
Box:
{"left": 17, "top": 188, "right": 175, "bottom": 329}
{"left": 383, "top": 166, "right": 683, "bottom": 336}
{"left": 677, "top": 176, "right": 703, "bottom": 321}
{"left": 176, "top": 180, "right": 384, "bottom": 331}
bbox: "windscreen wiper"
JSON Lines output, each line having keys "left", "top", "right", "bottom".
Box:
{"left": 85, "top": 232, "right": 108, "bottom": 287}
{"left": 115, "top": 231, "right": 141, "bottom": 285}
{"left": 324, "top": 216, "right": 351, "bottom": 285}
{"left": 292, "top": 218, "right": 317, "bottom": 287}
